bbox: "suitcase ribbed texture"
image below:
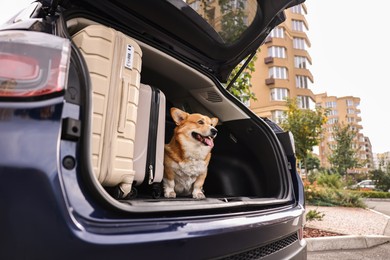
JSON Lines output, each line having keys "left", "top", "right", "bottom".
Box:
{"left": 72, "top": 25, "right": 142, "bottom": 197}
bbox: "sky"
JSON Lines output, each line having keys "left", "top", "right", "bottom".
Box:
{"left": 305, "top": 0, "right": 390, "bottom": 154}
{"left": 1, "top": 0, "right": 390, "bottom": 154}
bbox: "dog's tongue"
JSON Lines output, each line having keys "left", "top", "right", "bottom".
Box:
{"left": 204, "top": 137, "right": 214, "bottom": 148}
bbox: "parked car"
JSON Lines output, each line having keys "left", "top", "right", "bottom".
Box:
{"left": 0, "top": 0, "right": 307, "bottom": 259}
{"left": 350, "top": 179, "right": 376, "bottom": 190}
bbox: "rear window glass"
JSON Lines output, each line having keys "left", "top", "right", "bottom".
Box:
{"left": 184, "top": 0, "right": 259, "bottom": 43}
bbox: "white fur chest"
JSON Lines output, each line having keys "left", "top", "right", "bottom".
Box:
{"left": 171, "top": 158, "right": 208, "bottom": 195}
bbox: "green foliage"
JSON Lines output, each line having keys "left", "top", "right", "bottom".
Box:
{"left": 306, "top": 154, "right": 321, "bottom": 172}
{"left": 316, "top": 173, "right": 343, "bottom": 190}
{"left": 305, "top": 209, "right": 325, "bottom": 222}
{"left": 216, "top": 0, "right": 257, "bottom": 102}
{"left": 371, "top": 169, "right": 390, "bottom": 192}
{"left": 227, "top": 53, "right": 258, "bottom": 102}
{"left": 328, "top": 123, "right": 361, "bottom": 175}
{"left": 307, "top": 170, "right": 321, "bottom": 184}
{"left": 349, "top": 190, "right": 390, "bottom": 199}
{"left": 218, "top": 0, "right": 248, "bottom": 43}
{"left": 307, "top": 188, "right": 365, "bottom": 208}
{"left": 304, "top": 173, "right": 365, "bottom": 208}
{"left": 280, "top": 98, "right": 328, "bottom": 170}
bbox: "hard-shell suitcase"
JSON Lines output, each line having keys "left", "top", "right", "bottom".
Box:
{"left": 133, "top": 84, "right": 166, "bottom": 198}
{"left": 72, "top": 25, "right": 142, "bottom": 198}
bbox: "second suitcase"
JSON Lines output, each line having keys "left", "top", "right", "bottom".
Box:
{"left": 133, "top": 84, "right": 166, "bottom": 198}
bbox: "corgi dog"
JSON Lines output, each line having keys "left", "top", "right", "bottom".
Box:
{"left": 163, "top": 108, "right": 218, "bottom": 199}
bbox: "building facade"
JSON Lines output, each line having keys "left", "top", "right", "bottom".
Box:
{"left": 186, "top": 1, "right": 376, "bottom": 172}
{"left": 373, "top": 152, "right": 390, "bottom": 170}
{"left": 315, "top": 93, "right": 374, "bottom": 173}
{"left": 249, "top": 3, "right": 315, "bottom": 123}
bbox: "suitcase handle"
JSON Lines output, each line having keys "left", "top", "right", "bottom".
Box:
{"left": 118, "top": 77, "right": 129, "bottom": 133}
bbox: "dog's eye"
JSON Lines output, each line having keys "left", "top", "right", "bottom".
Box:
{"left": 197, "top": 120, "right": 205, "bottom": 125}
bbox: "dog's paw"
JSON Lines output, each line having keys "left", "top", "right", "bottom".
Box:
{"left": 192, "top": 191, "right": 206, "bottom": 199}
{"left": 164, "top": 191, "right": 176, "bottom": 198}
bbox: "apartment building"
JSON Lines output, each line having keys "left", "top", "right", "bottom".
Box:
{"left": 249, "top": 3, "right": 315, "bottom": 123}
{"left": 185, "top": 1, "right": 375, "bottom": 172}
{"left": 315, "top": 93, "right": 374, "bottom": 173}
{"left": 373, "top": 152, "right": 390, "bottom": 170}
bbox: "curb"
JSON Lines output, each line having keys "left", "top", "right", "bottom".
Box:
{"left": 367, "top": 209, "right": 390, "bottom": 236}
{"left": 306, "top": 235, "right": 390, "bottom": 252}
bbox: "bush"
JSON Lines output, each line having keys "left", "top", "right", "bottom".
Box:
{"left": 317, "top": 173, "right": 343, "bottom": 189}
{"left": 306, "top": 209, "right": 325, "bottom": 222}
{"left": 304, "top": 180, "right": 365, "bottom": 208}
{"left": 349, "top": 190, "right": 390, "bottom": 199}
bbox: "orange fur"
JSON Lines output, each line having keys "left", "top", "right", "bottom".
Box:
{"left": 163, "top": 108, "right": 218, "bottom": 199}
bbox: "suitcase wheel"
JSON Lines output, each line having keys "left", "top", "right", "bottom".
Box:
{"left": 152, "top": 184, "right": 161, "bottom": 199}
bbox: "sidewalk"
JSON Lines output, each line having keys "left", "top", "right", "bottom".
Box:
{"left": 305, "top": 205, "right": 390, "bottom": 252}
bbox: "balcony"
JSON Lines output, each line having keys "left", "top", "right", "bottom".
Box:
{"left": 264, "top": 36, "right": 272, "bottom": 44}
{"left": 264, "top": 56, "right": 274, "bottom": 64}
{"left": 265, "top": 78, "right": 275, "bottom": 85}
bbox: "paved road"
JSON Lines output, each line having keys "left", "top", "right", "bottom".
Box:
{"left": 364, "top": 198, "right": 390, "bottom": 217}
{"left": 307, "top": 199, "right": 390, "bottom": 259}
{"left": 307, "top": 242, "right": 390, "bottom": 260}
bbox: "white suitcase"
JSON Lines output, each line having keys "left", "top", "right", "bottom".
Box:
{"left": 133, "top": 84, "right": 166, "bottom": 198}
{"left": 72, "top": 25, "right": 142, "bottom": 198}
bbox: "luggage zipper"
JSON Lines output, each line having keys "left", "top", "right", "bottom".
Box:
{"left": 148, "top": 165, "right": 154, "bottom": 185}
{"left": 145, "top": 87, "right": 160, "bottom": 185}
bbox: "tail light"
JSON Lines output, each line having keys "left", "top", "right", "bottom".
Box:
{"left": 0, "top": 31, "right": 70, "bottom": 99}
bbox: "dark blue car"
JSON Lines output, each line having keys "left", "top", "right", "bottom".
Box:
{"left": 0, "top": 0, "right": 307, "bottom": 259}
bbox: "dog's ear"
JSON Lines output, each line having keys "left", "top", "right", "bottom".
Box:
{"left": 171, "top": 107, "right": 189, "bottom": 125}
{"left": 211, "top": 117, "right": 218, "bottom": 126}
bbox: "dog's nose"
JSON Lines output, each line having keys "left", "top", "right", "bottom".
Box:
{"left": 210, "top": 127, "right": 218, "bottom": 137}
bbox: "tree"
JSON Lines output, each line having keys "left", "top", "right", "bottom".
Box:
{"left": 227, "top": 53, "right": 258, "bottom": 102}
{"left": 306, "top": 153, "right": 321, "bottom": 172}
{"left": 218, "top": 0, "right": 248, "bottom": 43}
{"left": 327, "top": 123, "right": 360, "bottom": 176}
{"left": 371, "top": 160, "right": 390, "bottom": 192}
{"left": 216, "top": 0, "right": 257, "bottom": 102}
{"left": 280, "top": 98, "right": 328, "bottom": 172}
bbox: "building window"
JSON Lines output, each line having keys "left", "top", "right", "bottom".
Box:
{"left": 328, "top": 110, "right": 338, "bottom": 116}
{"left": 270, "top": 88, "right": 289, "bottom": 101}
{"left": 293, "top": 37, "right": 306, "bottom": 50}
{"left": 269, "top": 27, "right": 284, "bottom": 38}
{"left": 294, "top": 56, "right": 308, "bottom": 68}
{"left": 325, "top": 101, "right": 337, "bottom": 108}
{"left": 271, "top": 110, "right": 285, "bottom": 124}
{"left": 347, "top": 108, "right": 355, "bottom": 114}
{"left": 347, "top": 117, "right": 355, "bottom": 123}
{"left": 328, "top": 118, "right": 339, "bottom": 124}
{"left": 291, "top": 4, "right": 303, "bottom": 14}
{"left": 295, "top": 75, "right": 308, "bottom": 88}
{"left": 346, "top": 99, "right": 354, "bottom": 106}
{"left": 292, "top": 20, "right": 306, "bottom": 32}
{"left": 268, "top": 46, "right": 286, "bottom": 58}
{"left": 297, "top": 95, "right": 310, "bottom": 109}
{"left": 269, "top": 66, "right": 288, "bottom": 79}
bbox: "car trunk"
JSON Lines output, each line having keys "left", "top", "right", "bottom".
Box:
{"left": 61, "top": 12, "right": 296, "bottom": 215}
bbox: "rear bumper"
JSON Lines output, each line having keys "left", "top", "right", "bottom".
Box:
{"left": 0, "top": 166, "right": 306, "bottom": 259}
